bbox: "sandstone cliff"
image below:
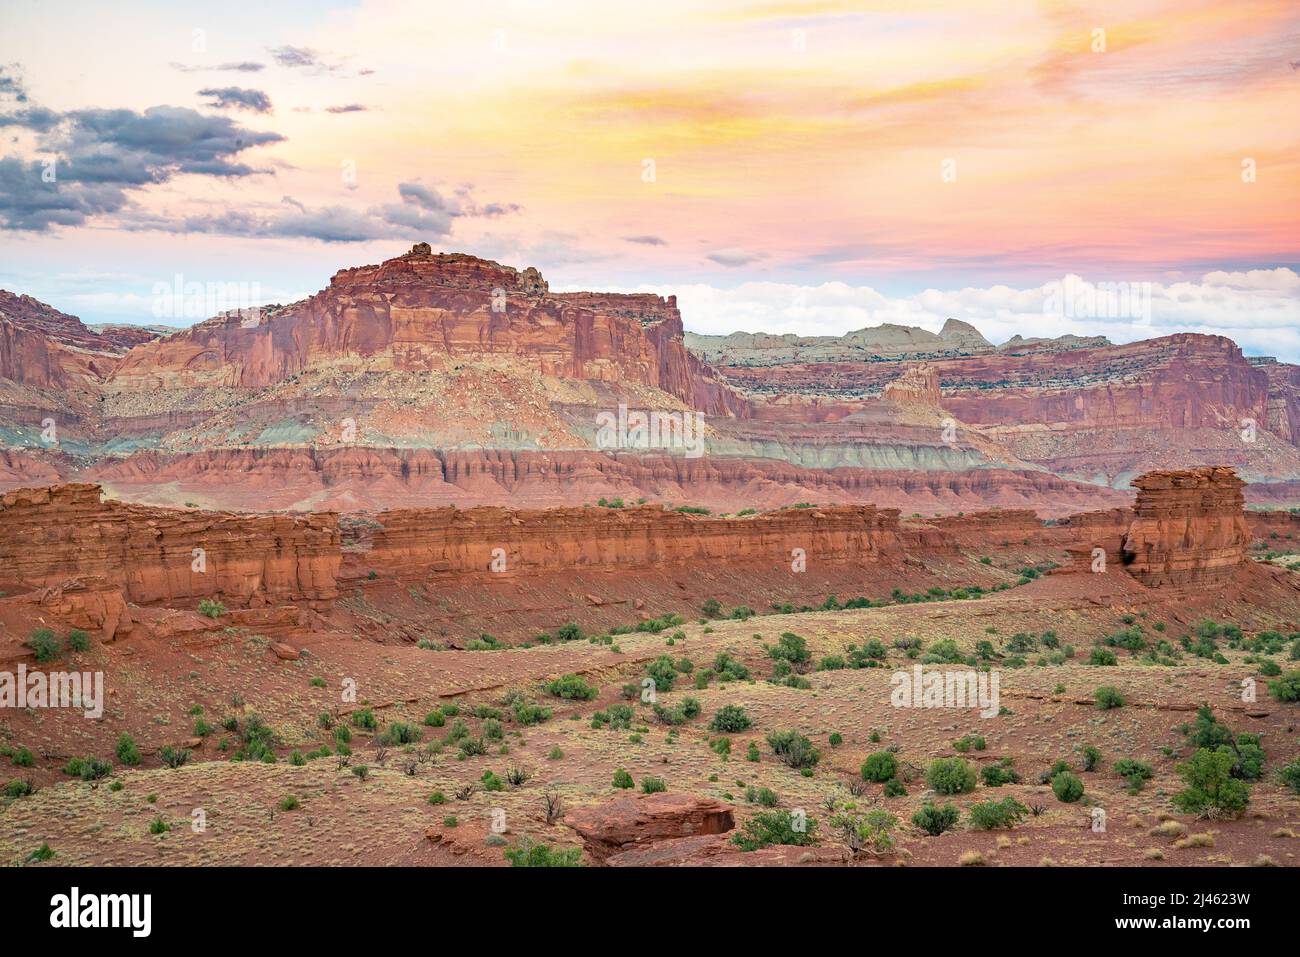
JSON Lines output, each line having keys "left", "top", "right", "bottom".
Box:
{"left": 107, "top": 247, "right": 746, "bottom": 418}
{"left": 343, "top": 501, "right": 907, "bottom": 582}
{"left": 0, "top": 484, "right": 339, "bottom": 610}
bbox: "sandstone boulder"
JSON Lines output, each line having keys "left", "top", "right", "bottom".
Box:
{"left": 567, "top": 793, "right": 734, "bottom": 862}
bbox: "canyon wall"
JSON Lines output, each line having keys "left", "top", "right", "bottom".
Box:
{"left": 0, "top": 290, "right": 124, "bottom": 389}
{"left": 63, "top": 446, "right": 1132, "bottom": 515}
{"left": 342, "top": 502, "right": 911, "bottom": 582}
{"left": 0, "top": 484, "right": 339, "bottom": 609}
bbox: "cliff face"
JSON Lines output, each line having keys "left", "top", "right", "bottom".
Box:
{"left": 107, "top": 248, "right": 746, "bottom": 418}
{"left": 344, "top": 502, "right": 906, "bottom": 581}
{"left": 63, "top": 446, "right": 1131, "bottom": 515}
{"left": 1121, "top": 467, "right": 1249, "bottom": 586}
{"left": 0, "top": 290, "right": 123, "bottom": 388}
{"left": 0, "top": 484, "right": 339, "bottom": 610}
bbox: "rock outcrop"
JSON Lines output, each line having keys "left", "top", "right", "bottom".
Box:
{"left": 883, "top": 363, "right": 942, "bottom": 407}
{"left": 0, "top": 484, "right": 339, "bottom": 610}
{"left": 345, "top": 500, "right": 906, "bottom": 581}
{"left": 567, "top": 793, "right": 735, "bottom": 863}
{"left": 1121, "top": 467, "right": 1249, "bottom": 586}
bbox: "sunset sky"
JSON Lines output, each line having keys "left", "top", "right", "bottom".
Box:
{"left": 1, "top": 0, "right": 1297, "bottom": 355}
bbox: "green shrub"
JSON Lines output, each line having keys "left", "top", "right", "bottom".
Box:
{"left": 379, "top": 721, "right": 422, "bottom": 746}
{"left": 1051, "top": 770, "right": 1084, "bottom": 803}
{"left": 115, "top": 734, "right": 141, "bottom": 766}
{"left": 861, "top": 751, "right": 898, "bottom": 782}
{"left": 1173, "top": 748, "right": 1250, "bottom": 818}
{"left": 504, "top": 839, "right": 583, "bottom": 867}
{"left": 543, "top": 673, "right": 598, "bottom": 700}
{"left": 926, "top": 757, "right": 976, "bottom": 795}
{"left": 912, "top": 802, "right": 960, "bottom": 836}
{"left": 732, "top": 810, "right": 816, "bottom": 851}
{"left": 159, "top": 745, "right": 190, "bottom": 769}
{"left": 980, "top": 758, "right": 1020, "bottom": 787}
{"left": 612, "top": 769, "right": 634, "bottom": 789}
{"left": 4, "top": 778, "right": 34, "bottom": 799}
{"left": 11, "top": 747, "right": 33, "bottom": 768}
{"left": 645, "top": 656, "right": 678, "bottom": 693}
{"left": 1276, "top": 759, "right": 1300, "bottom": 794}
{"left": 1081, "top": 745, "right": 1102, "bottom": 771}
{"left": 968, "top": 797, "right": 1028, "bottom": 830}
{"left": 1093, "top": 686, "right": 1124, "bottom": 709}
{"left": 1267, "top": 670, "right": 1300, "bottom": 702}
{"left": 512, "top": 700, "right": 553, "bottom": 725}
{"left": 29, "top": 628, "right": 61, "bottom": 662}
{"left": 640, "top": 776, "right": 667, "bottom": 794}
{"left": 767, "top": 632, "right": 810, "bottom": 666}
{"left": 65, "top": 756, "right": 112, "bottom": 780}
{"left": 1088, "top": 647, "right": 1118, "bottom": 666}
{"left": 423, "top": 710, "right": 445, "bottom": 727}
{"left": 767, "top": 730, "right": 820, "bottom": 769}
{"left": 66, "top": 629, "right": 91, "bottom": 652}
{"left": 197, "top": 598, "right": 226, "bottom": 619}
{"left": 1113, "top": 758, "right": 1153, "bottom": 792}
{"left": 708, "top": 704, "right": 752, "bottom": 733}
{"left": 351, "top": 708, "right": 377, "bottom": 730}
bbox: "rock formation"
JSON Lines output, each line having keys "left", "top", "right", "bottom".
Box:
{"left": 0, "top": 484, "right": 339, "bottom": 610}
{"left": 344, "top": 501, "right": 906, "bottom": 581}
{"left": 566, "top": 793, "right": 735, "bottom": 863}
{"left": 0, "top": 290, "right": 125, "bottom": 388}
{"left": 883, "top": 363, "right": 942, "bottom": 407}
{"left": 1121, "top": 466, "right": 1249, "bottom": 586}
{"left": 107, "top": 248, "right": 745, "bottom": 417}
{"left": 1, "top": 246, "right": 1298, "bottom": 509}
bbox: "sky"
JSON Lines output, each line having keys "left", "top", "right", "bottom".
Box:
{"left": 1, "top": 0, "right": 1298, "bottom": 356}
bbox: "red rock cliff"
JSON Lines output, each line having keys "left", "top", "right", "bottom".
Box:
{"left": 108, "top": 247, "right": 747, "bottom": 417}
{"left": 0, "top": 484, "right": 339, "bottom": 609}
{"left": 344, "top": 502, "right": 906, "bottom": 580}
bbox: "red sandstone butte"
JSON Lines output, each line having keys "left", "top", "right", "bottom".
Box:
{"left": 1121, "top": 466, "right": 1249, "bottom": 586}
{"left": 107, "top": 247, "right": 746, "bottom": 417}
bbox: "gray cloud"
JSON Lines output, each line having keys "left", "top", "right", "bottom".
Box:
{"left": 268, "top": 45, "right": 323, "bottom": 68}
{"left": 171, "top": 61, "right": 266, "bottom": 73}
{"left": 0, "top": 156, "right": 128, "bottom": 230}
{"left": 124, "top": 182, "right": 519, "bottom": 243}
{"left": 199, "top": 87, "right": 274, "bottom": 113}
{"left": 623, "top": 234, "right": 667, "bottom": 246}
{"left": 706, "top": 249, "right": 766, "bottom": 267}
{"left": 0, "top": 84, "right": 285, "bottom": 230}
{"left": 325, "top": 103, "right": 367, "bottom": 114}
